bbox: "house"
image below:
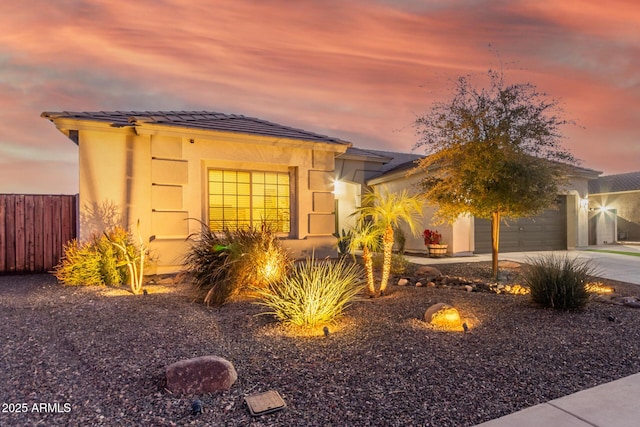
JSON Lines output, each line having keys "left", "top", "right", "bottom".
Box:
{"left": 43, "top": 109, "right": 606, "bottom": 273}
{"left": 588, "top": 172, "right": 640, "bottom": 243}
{"left": 42, "top": 111, "right": 357, "bottom": 274}
{"left": 365, "top": 157, "right": 601, "bottom": 256}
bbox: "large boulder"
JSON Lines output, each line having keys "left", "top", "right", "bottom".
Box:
{"left": 166, "top": 356, "right": 237, "bottom": 395}
{"left": 424, "top": 303, "right": 463, "bottom": 330}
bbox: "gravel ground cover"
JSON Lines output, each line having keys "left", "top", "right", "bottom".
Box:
{"left": 1, "top": 262, "right": 640, "bottom": 427}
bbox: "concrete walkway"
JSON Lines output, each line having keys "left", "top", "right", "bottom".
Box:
{"left": 405, "top": 244, "right": 640, "bottom": 427}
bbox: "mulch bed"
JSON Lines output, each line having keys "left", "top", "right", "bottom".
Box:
{"left": 1, "top": 261, "right": 639, "bottom": 426}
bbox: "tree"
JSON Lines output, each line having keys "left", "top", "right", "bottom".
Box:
{"left": 352, "top": 186, "right": 423, "bottom": 296}
{"left": 414, "top": 68, "right": 576, "bottom": 277}
{"left": 347, "top": 221, "right": 383, "bottom": 297}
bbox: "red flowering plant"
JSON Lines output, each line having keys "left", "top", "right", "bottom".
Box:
{"left": 423, "top": 229, "right": 443, "bottom": 245}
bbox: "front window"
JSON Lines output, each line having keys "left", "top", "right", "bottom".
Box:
{"left": 208, "top": 169, "right": 290, "bottom": 233}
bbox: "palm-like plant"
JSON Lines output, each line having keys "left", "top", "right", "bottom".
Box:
{"left": 353, "top": 187, "right": 423, "bottom": 295}
{"left": 347, "top": 221, "right": 383, "bottom": 296}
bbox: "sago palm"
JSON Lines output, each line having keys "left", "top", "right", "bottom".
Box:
{"left": 347, "top": 222, "right": 383, "bottom": 296}
{"left": 354, "top": 187, "right": 423, "bottom": 295}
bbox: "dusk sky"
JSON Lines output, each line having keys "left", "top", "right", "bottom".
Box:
{"left": 1, "top": 0, "right": 638, "bottom": 194}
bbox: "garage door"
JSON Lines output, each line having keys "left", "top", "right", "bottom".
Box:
{"left": 474, "top": 196, "right": 567, "bottom": 253}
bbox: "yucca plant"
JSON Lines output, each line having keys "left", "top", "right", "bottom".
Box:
{"left": 254, "top": 256, "right": 365, "bottom": 328}
{"left": 523, "top": 254, "right": 596, "bottom": 310}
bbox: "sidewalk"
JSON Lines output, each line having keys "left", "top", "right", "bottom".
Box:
{"left": 405, "top": 245, "right": 640, "bottom": 426}
{"left": 474, "top": 372, "right": 640, "bottom": 427}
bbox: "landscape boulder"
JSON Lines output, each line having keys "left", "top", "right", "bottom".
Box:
{"left": 414, "top": 266, "right": 442, "bottom": 279}
{"left": 424, "top": 303, "right": 463, "bottom": 330}
{"left": 166, "top": 356, "right": 237, "bottom": 395}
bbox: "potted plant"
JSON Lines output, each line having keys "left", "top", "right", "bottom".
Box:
{"left": 423, "top": 229, "right": 447, "bottom": 257}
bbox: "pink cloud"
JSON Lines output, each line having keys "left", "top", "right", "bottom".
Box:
{"left": 0, "top": 0, "right": 638, "bottom": 195}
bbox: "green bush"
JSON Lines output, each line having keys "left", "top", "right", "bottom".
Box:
{"left": 183, "top": 222, "right": 291, "bottom": 305}
{"left": 253, "top": 256, "right": 365, "bottom": 328}
{"left": 53, "top": 239, "right": 104, "bottom": 286}
{"left": 523, "top": 254, "right": 596, "bottom": 310}
{"left": 53, "top": 226, "right": 136, "bottom": 286}
{"left": 372, "top": 252, "right": 409, "bottom": 275}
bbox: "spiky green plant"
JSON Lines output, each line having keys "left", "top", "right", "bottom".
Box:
{"left": 254, "top": 256, "right": 365, "bottom": 328}
{"left": 523, "top": 254, "right": 596, "bottom": 310}
{"left": 183, "top": 221, "right": 291, "bottom": 305}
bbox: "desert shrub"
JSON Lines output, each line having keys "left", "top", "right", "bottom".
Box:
{"left": 523, "top": 254, "right": 595, "bottom": 310}
{"left": 53, "top": 226, "right": 136, "bottom": 286}
{"left": 53, "top": 239, "right": 104, "bottom": 286}
{"left": 183, "top": 222, "right": 291, "bottom": 305}
{"left": 372, "top": 252, "right": 409, "bottom": 275}
{"left": 253, "top": 256, "right": 365, "bottom": 328}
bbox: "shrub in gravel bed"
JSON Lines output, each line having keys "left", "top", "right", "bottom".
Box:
{"left": 253, "top": 256, "right": 365, "bottom": 328}
{"left": 53, "top": 226, "right": 135, "bottom": 286}
{"left": 183, "top": 221, "right": 291, "bottom": 305}
{"left": 523, "top": 254, "right": 594, "bottom": 310}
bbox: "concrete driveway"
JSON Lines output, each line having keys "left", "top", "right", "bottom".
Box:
{"left": 406, "top": 244, "right": 640, "bottom": 285}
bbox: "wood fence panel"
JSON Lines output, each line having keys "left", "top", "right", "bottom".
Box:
{"left": 0, "top": 196, "right": 5, "bottom": 272}
{"left": 14, "top": 195, "right": 26, "bottom": 272}
{"left": 33, "top": 195, "right": 45, "bottom": 272}
{"left": 0, "top": 194, "right": 78, "bottom": 274}
{"left": 5, "top": 197, "right": 16, "bottom": 273}
{"left": 24, "top": 196, "right": 36, "bottom": 272}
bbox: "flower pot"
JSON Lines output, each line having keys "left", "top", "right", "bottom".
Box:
{"left": 428, "top": 244, "right": 448, "bottom": 258}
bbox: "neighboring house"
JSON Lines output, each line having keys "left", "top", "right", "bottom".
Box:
{"left": 43, "top": 109, "right": 612, "bottom": 273}
{"left": 588, "top": 172, "right": 640, "bottom": 244}
{"left": 367, "top": 158, "right": 601, "bottom": 256}
{"left": 42, "top": 111, "right": 358, "bottom": 274}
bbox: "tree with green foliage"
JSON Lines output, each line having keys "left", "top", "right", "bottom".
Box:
{"left": 347, "top": 221, "right": 383, "bottom": 296}
{"left": 414, "top": 69, "right": 576, "bottom": 277}
{"left": 352, "top": 186, "right": 423, "bottom": 296}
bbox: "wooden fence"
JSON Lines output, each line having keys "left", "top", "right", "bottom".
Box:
{"left": 0, "top": 194, "right": 78, "bottom": 274}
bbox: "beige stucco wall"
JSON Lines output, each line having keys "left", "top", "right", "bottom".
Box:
{"left": 368, "top": 171, "right": 472, "bottom": 256}
{"left": 368, "top": 168, "right": 596, "bottom": 255}
{"left": 73, "top": 124, "right": 346, "bottom": 274}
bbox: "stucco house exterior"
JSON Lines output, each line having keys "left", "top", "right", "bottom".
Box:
{"left": 588, "top": 172, "right": 640, "bottom": 244}
{"left": 42, "top": 111, "right": 358, "bottom": 274}
{"left": 43, "top": 109, "right": 606, "bottom": 273}
{"left": 366, "top": 157, "right": 601, "bottom": 256}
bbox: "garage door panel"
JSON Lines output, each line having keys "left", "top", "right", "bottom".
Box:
{"left": 474, "top": 196, "right": 567, "bottom": 253}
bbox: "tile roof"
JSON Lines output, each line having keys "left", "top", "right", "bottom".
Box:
{"left": 589, "top": 171, "right": 640, "bottom": 194}
{"left": 362, "top": 149, "right": 423, "bottom": 172}
{"left": 41, "top": 110, "right": 350, "bottom": 145}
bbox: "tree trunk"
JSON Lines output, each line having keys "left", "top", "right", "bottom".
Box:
{"left": 491, "top": 211, "right": 501, "bottom": 278}
{"left": 379, "top": 225, "right": 394, "bottom": 294}
{"left": 362, "top": 246, "right": 376, "bottom": 296}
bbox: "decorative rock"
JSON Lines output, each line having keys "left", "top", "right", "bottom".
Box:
{"left": 397, "top": 278, "right": 409, "bottom": 286}
{"left": 427, "top": 281, "right": 436, "bottom": 287}
{"left": 414, "top": 266, "right": 442, "bottom": 279}
{"left": 415, "top": 281, "right": 423, "bottom": 287}
{"left": 464, "top": 285, "right": 473, "bottom": 292}
{"left": 166, "top": 356, "right": 237, "bottom": 395}
{"left": 498, "top": 260, "right": 521, "bottom": 269}
{"left": 424, "top": 303, "right": 463, "bottom": 329}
